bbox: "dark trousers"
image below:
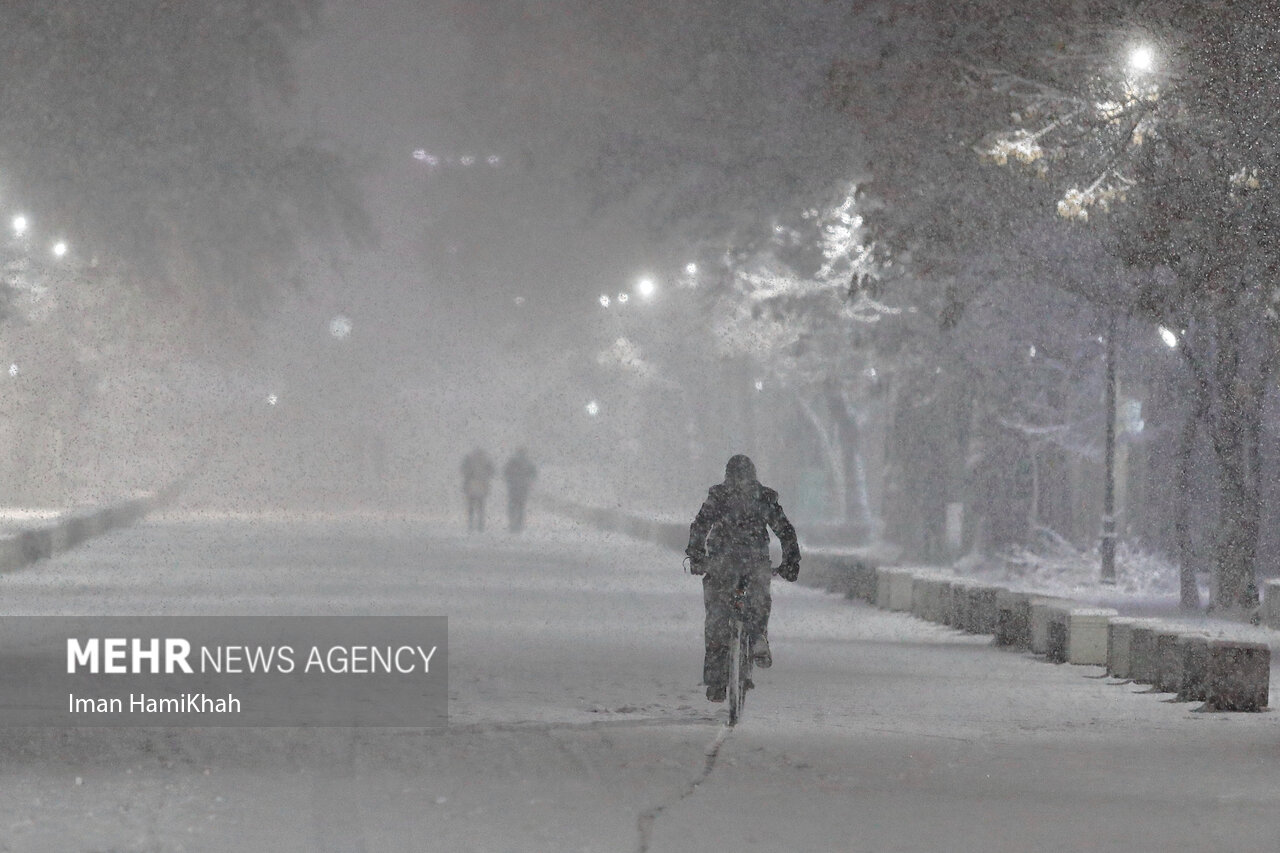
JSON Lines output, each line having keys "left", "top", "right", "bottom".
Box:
{"left": 702, "top": 562, "right": 771, "bottom": 688}
{"left": 507, "top": 490, "right": 529, "bottom": 532}
{"left": 467, "top": 496, "right": 486, "bottom": 532}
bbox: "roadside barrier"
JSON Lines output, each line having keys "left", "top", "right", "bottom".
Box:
{"left": 1264, "top": 579, "right": 1280, "bottom": 630}
{"left": 1064, "top": 607, "right": 1118, "bottom": 665}
{"left": 0, "top": 490, "right": 166, "bottom": 573}
{"left": 1030, "top": 597, "right": 1073, "bottom": 656}
{"left": 1206, "top": 640, "right": 1270, "bottom": 711}
{"left": 1178, "top": 635, "right": 1212, "bottom": 702}
{"left": 995, "top": 590, "right": 1034, "bottom": 648}
{"left": 1106, "top": 617, "right": 1144, "bottom": 678}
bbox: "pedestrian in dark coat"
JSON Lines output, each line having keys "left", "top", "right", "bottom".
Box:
{"left": 503, "top": 448, "right": 537, "bottom": 533}
{"left": 461, "top": 448, "right": 495, "bottom": 532}
{"left": 686, "top": 454, "right": 800, "bottom": 701}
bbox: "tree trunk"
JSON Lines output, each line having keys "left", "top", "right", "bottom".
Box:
{"left": 825, "top": 385, "right": 873, "bottom": 534}
{"left": 1174, "top": 405, "right": 1202, "bottom": 610}
{"left": 1209, "top": 333, "right": 1265, "bottom": 611}
{"left": 1212, "top": 424, "right": 1258, "bottom": 610}
{"left": 796, "top": 395, "right": 847, "bottom": 523}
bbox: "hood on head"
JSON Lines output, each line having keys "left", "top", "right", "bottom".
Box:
{"left": 724, "top": 454, "right": 757, "bottom": 487}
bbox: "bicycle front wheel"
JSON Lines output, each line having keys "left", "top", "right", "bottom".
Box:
{"left": 727, "top": 619, "right": 750, "bottom": 725}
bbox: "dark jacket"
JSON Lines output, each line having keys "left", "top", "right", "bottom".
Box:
{"left": 686, "top": 480, "right": 801, "bottom": 572}
{"left": 461, "top": 450, "right": 495, "bottom": 499}
{"left": 503, "top": 452, "right": 537, "bottom": 496}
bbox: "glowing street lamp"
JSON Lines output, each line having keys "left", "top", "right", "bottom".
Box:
{"left": 636, "top": 277, "right": 656, "bottom": 300}
{"left": 599, "top": 294, "right": 611, "bottom": 308}
{"left": 617, "top": 292, "right": 629, "bottom": 304}
{"left": 52, "top": 241, "right": 68, "bottom": 258}
{"left": 12, "top": 215, "right": 28, "bottom": 237}
{"left": 1159, "top": 326, "right": 1178, "bottom": 348}
{"left": 1129, "top": 45, "right": 1155, "bottom": 73}
{"left": 585, "top": 400, "right": 600, "bottom": 417}
{"left": 685, "top": 262, "right": 698, "bottom": 276}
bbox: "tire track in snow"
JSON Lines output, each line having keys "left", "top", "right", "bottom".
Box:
{"left": 635, "top": 723, "right": 732, "bottom": 853}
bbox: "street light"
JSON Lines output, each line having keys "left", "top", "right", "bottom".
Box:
{"left": 52, "top": 241, "right": 68, "bottom": 258}
{"left": 637, "top": 277, "right": 656, "bottom": 300}
{"left": 1129, "top": 45, "right": 1155, "bottom": 73}
{"left": 1101, "top": 316, "right": 1118, "bottom": 584}
{"left": 1100, "top": 45, "right": 1158, "bottom": 585}
{"left": 1159, "top": 326, "right": 1178, "bottom": 348}
{"left": 12, "top": 215, "right": 28, "bottom": 237}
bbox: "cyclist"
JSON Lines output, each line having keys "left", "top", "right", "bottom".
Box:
{"left": 686, "top": 454, "right": 800, "bottom": 702}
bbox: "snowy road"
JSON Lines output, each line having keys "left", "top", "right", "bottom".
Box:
{"left": 0, "top": 512, "right": 1276, "bottom": 852}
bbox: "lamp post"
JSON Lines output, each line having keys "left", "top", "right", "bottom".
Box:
{"left": 1101, "top": 314, "right": 1117, "bottom": 584}
{"left": 1100, "top": 43, "right": 1158, "bottom": 585}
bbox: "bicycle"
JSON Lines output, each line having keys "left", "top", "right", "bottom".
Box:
{"left": 686, "top": 557, "right": 787, "bottom": 725}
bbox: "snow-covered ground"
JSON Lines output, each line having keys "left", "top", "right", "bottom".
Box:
{"left": 0, "top": 510, "right": 1274, "bottom": 851}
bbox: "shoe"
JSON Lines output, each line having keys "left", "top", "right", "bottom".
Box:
{"left": 753, "top": 637, "right": 772, "bottom": 669}
{"left": 706, "top": 685, "right": 726, "bottom": 702}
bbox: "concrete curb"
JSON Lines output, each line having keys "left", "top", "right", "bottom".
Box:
{"left": 1264, "top": 579, "right": 1280, "bottom": 630}
{"left": 0, "top": 488, "right": 173, "bottom": 573}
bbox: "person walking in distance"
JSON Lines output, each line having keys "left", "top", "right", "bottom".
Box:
{"left": 461, "top": 448, "right": 495, "bottom": 533}
{"left": 686, "top": 454, "right": 800, "bottom": 702}
{"left": 502, "top": 447, "right": 538, "bottom": 533}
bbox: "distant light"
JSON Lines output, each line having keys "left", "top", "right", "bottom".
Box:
{"left": 412, "top": 149, "right": 428, "bottom": 161}
{"left": 617, "top": 292, "right": 629, "bottom": 304}
{"left": 52, "top": 241, "right": 68, "bottom": 258}
{"left": 459, "top": 155, "right": 475, "bottom": 167}
{"left": 329, "top": 315, "right": 353, "bottom": 339}
{"left": 1029, "top": 345, "right": 1036, "bottom": 358}
{"left": 685, "top": 262, "right": 698, "bottom": 275}
{"left": 1129, "top": 45, "right": 1155, "bottom": 73}
{"left": 586, "top": 400, "right": 600, "bottom": 417}
{"left": 486, "top": 155, "right": 502, "bottom": 166}
{"left": 267, "top": 394, "right": 278, "bottom": 406}
{"left": 513, "top": 296, "right": 525, "bottom": 306}
{"left": 12, "top": 215, "right": 28, "bottom": 237}
{"left": 637, "top": 277, "right": 656, "bottom": 299}
{"left": 1159, "top": 326, "right": 1178, "bottom": 348}
{"left": 7, "top": 364, "right": 17, "bottom": 377}
{"left": 863, "top": 367, "right": 877, "bottom": 379}
{"left": 754, "top": 380, "right": 764, "bottom": 392}
{"left": 599, "top": 294, "right": 611, "bottom": 308}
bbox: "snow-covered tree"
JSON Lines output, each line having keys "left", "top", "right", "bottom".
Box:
{"left": 958, "top": 0, "right": 1280, "bottom": 610}
{"left": 693, "top": 185, "right": 896, "bottom": 531}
